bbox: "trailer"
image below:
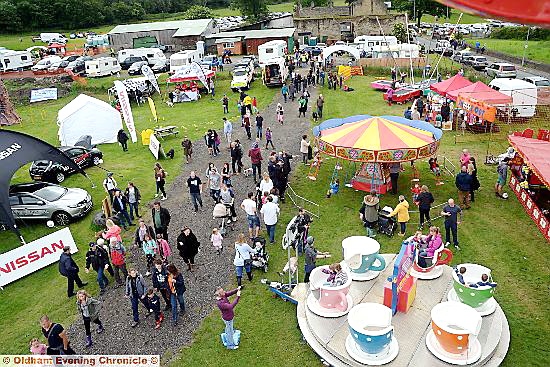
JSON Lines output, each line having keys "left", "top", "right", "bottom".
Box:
{"left": 85, "top": 57, "right": 121, "bottom": 77}
{"left": 117, "top": 48, "right": 166, "bottom": 66}
{"left": 169, "top": 42, "right": 205, "bottom": 73}
{"left": 0, "top": 50, "right": 33, "bottom": 72}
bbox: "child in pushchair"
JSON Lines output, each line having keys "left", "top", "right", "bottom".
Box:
{"left": 212, "top": 203, "right": 234, "bottom": 235}
{"left": 250, "top": 236, "right": 269, "bottom": 272}
{"left": 378, "top": 206, "right": 396, "bottom": 236}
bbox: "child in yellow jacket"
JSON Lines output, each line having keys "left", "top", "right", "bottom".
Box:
{"left": 389, "top": 195, "right": 410, "bottom": 236}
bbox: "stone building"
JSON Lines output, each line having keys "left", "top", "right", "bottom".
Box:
{"left": 293, "top": 0, "right": 406, "bottom": 44}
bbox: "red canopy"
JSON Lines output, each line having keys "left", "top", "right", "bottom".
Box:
{"left": 430, "top": 74, "right": 472, "bottom": 97}
{"left": 447, "top": 81, "right": 512, "bottom": 104}
{"left": 508, "top": 135, "right": 550, "bottom": 187}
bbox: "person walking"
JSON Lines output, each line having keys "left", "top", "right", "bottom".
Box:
{"left": 243, "top": 113, "right": 252, "bottom": 140}
{"left": 216, "top": 286, "right": 242, "bottom": 350}
{"left": 388, "top": 195, "right": 410, "bottom": 236}
{"left": 125, "top": 269, "right": 150, "bottom": 328}
{"left": 181, "top": 136, "right": 193, "bottom": 164}
{"left": 265, "top": 127, "right": 274, "bottom": 149}
{"left": 112, "top": 189, "right": 133, "bottom": 230}
{"left": 40, "top": 315, "right": 76, "bottom": 355}
{"left": 154, "top": 163, "right": 167, "bottom": 200}
{"left": 206, "top": 165, "right": 222, "bottom": 203}
{"left": 186, "top": 171, "right": 204, "bottom": 212}
{"left": 85, "top": 242, "right": 110, "bottom": 295}
{"left": 316, "top": 94, "right": 324, "bottom": 119}
{"left": 146, "top": 289, "right": 164, "bottom": 329}
{"left": 211, "top": 228, "right": 224, "bottom": 255}
{"left": 142, "top": 233, "right": 157, "bottom": 276}
{"left": 177, "top": 227, "right": 201, "bottom": 271}
{"left": 300, "top": 135, "right": 310, "bottom": 164}
{"left": 103, "top": 218, "right": 122, "bottom": 243}
{"left": 495, "top": 157, "right": 510, "bottom": 199}
{"left": 75, "top": 290, "right": 104, "bottom": 348}
{"left": 468, "top": 157, "right": 480, "bottom": 202}
{"left": 241, "top": 192, "right": 260, "bottom": 239}
{"left": 441, "top": 198, "right": 463, "bottom": 250}
{"left": 222, "top": 94, "right": 229, "bottom": 114}
{"left": 248, "top": 141, "right": 263, "bottom": 183}
{"left": 134, "top": 219, "right": 155, "bottom": 248}
{"left": 298, "top": 95, "right": 307, "bottom": 117}
{"left": 156, "top": 233, "right": 172, "bottom": 263}
{"left": 59, "top": 246, "right": 87, "bottom": 297}
{"left": 233, "top": 233, "right": 256, "bottom": 286}
{"left": 223, "top": 118, "right": 233, "bottom": 144}
{"left": 416, "top": 185, "right": 435, "bottom": 229}
{"left": 304, "top": 236, "right": 331, "bottom": 283}
{"left": 359, "top": 194, "right": 379, "bottom": 238}
{"left": 102, "top": 172, "right": 118, "bottom": 203}
{"left": 281, "top": 84, "right": 289, "bottom": 103}
{"left": 152, "top": 201, "right": 170, "bottom": 241}
{"left": 289, "top": 82, "right": 296, "bottom": 101}
{"left": 230, "top": 141, "right": 244, "bottom": 174}
{"left": 260, "top": 196, "right": 280, "bottom": 244}
{"left": 166, "top": 264, "right": 186, "bottom": 326}
{"left": 389, "top": 163, "right": 401, "bottom": 194}
{"left": 124, "top": 182, "right": 141, "bottom": 221}
{"left": 117, "top": 129, "right": 129, "bottom": 152}
{"left": 255, "top": 112, "right": 264, "bottom": 139}
{"left": 109, "top": 238, "right": 128, "bottom": 287}
{"left": 386, "top": 86, "right": 394, "bottom": 106}
{"left": 455, "top": 166, "right": 473, "bottom": 209}
{"left": 220, "top": 183, "right": 237, "bottom": 222}
{"left": 276, "top": 103, "right": 284, "bottom": 124}
{"left": 152, "top": 259, "right": 171, "bottom": 311}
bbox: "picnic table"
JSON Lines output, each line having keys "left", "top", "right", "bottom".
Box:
{"left": 154, "top": 125, "right": 179, "bottom": 139}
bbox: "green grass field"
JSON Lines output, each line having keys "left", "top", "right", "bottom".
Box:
{"left": 465, "top": 38, "right": 550, "bottom": 65}
{"left": 170, "top": 76, "right": 550, "bottom": 367}
{"left": 0, "top": 72, "right": 276, "bottom": 354}
{"left": 421, "top": 12, "right": 487, "bottom": 25}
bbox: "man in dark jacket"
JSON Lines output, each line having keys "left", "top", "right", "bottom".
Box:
{"left": 151, "top": 259, "right": 171, "bottom": 311}
{"left": 455, "top": 166, "right": 473, "bottom": 209}
{"left": 112, "top": 190, "right": 133, "bottom": 229}
{"left": 152, "top": 201, "right": 171, "bottom": 241}
{"left": 441, "top": 102, "right": 451, "bottom": 122}
{"left": 59, "top": 246, "right": 87, "bottom": 297}
{"left": 248, "top": 142, "right": 263, "bottom": 183}
{"left": 125, "top": 269, "right": 149, "bottom": 328}
{"left": 230, "top": 140, "right": 243, "bottom": 174}
{"left": 85, "top": 242, "right": 111, "bottom": 294}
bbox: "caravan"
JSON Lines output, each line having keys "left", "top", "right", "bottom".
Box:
{"left": 354, "top": 36, "right": 398, "bottom": 48}
{"left": 117, "top": 48, "right": 166, "bottom": 66}
{"left": 489, "top": 78, "right": 538, "bottom": 118}
{"left": 85, "top": 57, "right": 121, "bottom": 77}
{"left": 258, "top": 40, "right": 287, "bottom": 65}
{"left": 262, "top": 57, "right": 288, "bottom": 87}
{"left": 169, "top": 42, "right": 205, "bottom": 73}
{"left": 0, "top": 50, "right": 33, "bottom": 72}
{"left": 372, "top": 44, "right": 420, "bottom": 59}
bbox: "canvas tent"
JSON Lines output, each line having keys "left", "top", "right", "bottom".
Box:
{"left": 57, "top": 94, "right": 123, "bottom": 146}
{"left": 447, "top": 81, "right": 512, "bottom": 104}
{"left": 430, "top": 74, "right": 472, "bottom": 97}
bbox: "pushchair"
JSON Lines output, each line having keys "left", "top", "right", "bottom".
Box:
{"left": 378, "top": 206, "right": 396, "bottom": 237}
{"left": 250, "top": 236, "right": 269, "bottom": 272}
{"left": 212, "top": 203, "right": 234, "bottom": 235}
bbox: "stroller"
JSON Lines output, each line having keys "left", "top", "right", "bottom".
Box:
{"left": 250, "top": 236, "right": 269, "bottom": 272}
{"left": 378, "top": 206, "right": 396, "bottom": 237}
{"left": 212, "top": 203, "right": 234, "bottom": 235}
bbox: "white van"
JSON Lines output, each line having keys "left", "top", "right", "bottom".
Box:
{"left": 258, "top": 40, "right": 287, "bottom": 65}
{"left": 262, "top": 57, "right": 288, "bottom": 87}
{"left": 31, "top": 55, "right": 62, "bottom": 71}
{"left": 354, "top": 35, "right": 398, "bottom": 48}
{"left": 489, "top": 78, "right": 538, "bottom": 118}
{"left": 117, "top": 48, "right": 165, "bottom": 66}
{"left": 0, "top": 50, "right": 33, "bottom": 72}
{"left": 85, "top": 57, "right": 121, "bottom": 77}
{"left": 40, "top": 33, "right": 66, "bottom": 43}
{"left": 170, "top": 50, "right": 203, "bottom": 73}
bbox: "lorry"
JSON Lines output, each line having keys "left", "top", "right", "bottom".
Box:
{"left": 117, "top": 48, "right": 165, "bottom": 66}
{"left": 169, "top": 42, "right": 205, "bottom": 73}
{"left": 261, "top": 57, "right": 288, "bottom": 87}
{"left": 489, "top": 78, "right": 538, "bottom": 118}
{"left": 258, "top": 40, "right": 287, "bottom": 65}
{"left": 85, "top": 57, "right": 121, "bottom": 77}
{"left": 0, "top": 50, "right": 34, "bottom": 72}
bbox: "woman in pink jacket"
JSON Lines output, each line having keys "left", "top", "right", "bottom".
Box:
{"left": 155, "top": 233, "right": 172, "bottom": 262}
{"left": 102, "top": 219, "right": 122, "bottom": 242}
{"left": 418, "top": 226, "right": 442, "bottom": 268}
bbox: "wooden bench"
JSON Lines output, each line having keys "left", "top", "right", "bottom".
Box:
{"left": 154, "top": 126, "right": 179, "bottom": 139}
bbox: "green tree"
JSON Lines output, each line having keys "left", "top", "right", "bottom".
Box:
{"left": 232, "top": 0, "right": 268, "bottom": 18}
{"left": 393, "top": 0, "right": 447, "bottom": 27}
{"left": 111, "top": 1, "right": 145, "bottom": 22}
{"left": 184, "top": 5, "right": 213, "bottom": 19}
{"left": 0, "top": 1, "right": 20, "bottom": 32}
{"left": 392, "top": 23, "right": 407, "bottom": 43}
{"left": 298, "top": 0, "right": 330, "bottom": 7}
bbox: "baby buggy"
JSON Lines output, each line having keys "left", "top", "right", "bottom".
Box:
{"left": 212, "top": 203, "right": 234, "bottom": 235}
{"left": 378, "top": 206, "right": 396, "bottom": 237}
{"left": 250, "top": 236, "right": 269, "bottom": 272}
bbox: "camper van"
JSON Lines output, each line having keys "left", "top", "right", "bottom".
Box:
{"left": 0, "top": 50, "right": 33, "bottom": 72}
{"left": 262, "top": 57, "right": 288, "bottom": 87}
{"left": 354, "top": 35, "right": 398, "bottom": 48}
{"left": 169, "top": 41, "right": 205, "bottom": 73}
{"left": 371, "top": 44, "right": 420, "bottom": 59}
{"left": 85, "top": 57, "right": 121, "bottom": 77}
{"left": 489, "top": 78, "right": 538, "bottom": 118}
{"left": 40, "top": 33, "right": 67, "bottom": 43}
{"left": 117, "top": 48, "right": 165, "bottom": 66}
{"left": 258, "top": 40, "right": 287, "bottom": 65}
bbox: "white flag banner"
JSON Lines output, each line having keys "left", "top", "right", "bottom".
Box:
{"left": 0, "top": 227, "right": 78, "bottom": 287}
{"left": 141, "top": 64, "right": 160, "bottom": 94}
{"left": 114, "top": 80, "right": 137, "bottom": 143}
{"left": 173, "top": 62, "right": 210, "bottom": 92}
{"left": 149, "top": 133, "right": 160, "bottom": 159}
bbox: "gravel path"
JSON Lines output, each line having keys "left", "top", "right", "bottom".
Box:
{"left": 67, "top": 73, "right": 318, "bottom": 357}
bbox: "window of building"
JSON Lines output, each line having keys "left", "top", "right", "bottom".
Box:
{"left": 223, "top": 42, "right": 235, "bottom": 48}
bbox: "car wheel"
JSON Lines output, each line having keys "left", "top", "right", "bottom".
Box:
{"left": 55, "top": 172, "right": 65, "bottom": 183}
{"left": 53, "top": 211, "right": 71, "bottom": 226}
{"left": 93, "top": 156, "right": 102, "bottom": 165}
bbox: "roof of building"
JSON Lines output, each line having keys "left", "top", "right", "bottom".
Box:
{"left": 207, "top": 27, "right": 295, "bottom": 40}
{"left": 109, "top": 19, "right": 212, "bottom": 36}
{"left": 215, "top": 37, "right": 242, "bottom": 43}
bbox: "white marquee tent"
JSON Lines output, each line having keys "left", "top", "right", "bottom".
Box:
{"left": 57, "top": 94, "right": 123, "bottom": 146}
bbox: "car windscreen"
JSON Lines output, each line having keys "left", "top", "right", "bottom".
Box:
{"left": 34, "top": 186, "right": 67, "bottom": 201}
{"left": 502, "top": 66, "right": 515, "bottom": 71}
{"left": 535, "top": 80, "right": 550, "bottom": 87}
{"left": 233, "top": 70, "right": 247, "bottom": 76}
{"left": 476, "top": 57, "right": 487, "bottom": 62}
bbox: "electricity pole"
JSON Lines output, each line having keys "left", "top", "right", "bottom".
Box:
{"left": 522, "top": 27, "right": 530, "bottom": 67}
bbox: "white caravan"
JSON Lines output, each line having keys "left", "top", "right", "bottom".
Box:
{"left": 85, "top": 57, "right": 121, "bottom": 77}
{"left": 262, "top": 57, "right": 288, "bottom": 87}
{"left": 169, "top": 41, "right": 205, "bottom": 73}
{"left": 0, "top": 50, "right": 33, "bottom": 72}
{"left": 489, "top": 78, "right": 538, "bottom": 118}
{"left": 354, "top": 35, "right": 398, "bottom": 48}
{"left": 258, "top": 40, "right": 287, "bottom": 65}
{"left": 117, "top": 48, "right": 166, "bottom": 66}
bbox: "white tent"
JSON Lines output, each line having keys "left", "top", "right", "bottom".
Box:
{"left": 57, "top": 94, "right": 123, "bottom": 146}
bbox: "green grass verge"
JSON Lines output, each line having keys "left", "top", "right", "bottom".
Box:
{"left": 421, "top": 12, "right": 487, "bottom": 25}
{"left": 170, "top": 76, "right": 550, "bottom": 367}
{"left": 0, "top": 72, "right": 276, "bottom": 354}
{"left": 465, "top": 38, "right": 550, "bottom": 65}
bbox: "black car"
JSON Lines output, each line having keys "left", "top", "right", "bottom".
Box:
{"left": 29, "top": 146, "right": 103, "bottom": 183}
{"left": 120, "top": 56, "right": 147, "bottom": 70}
{"left": 303, "top": 46, "right": 322, "bottom": 56}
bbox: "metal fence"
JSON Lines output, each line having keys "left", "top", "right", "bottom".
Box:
{"left": 286, "top": 184, "right": 320, "bottom": 219}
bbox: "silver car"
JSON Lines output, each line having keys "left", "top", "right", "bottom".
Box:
{"left": 9, "top": 182, "right": 93, "bottom": 226}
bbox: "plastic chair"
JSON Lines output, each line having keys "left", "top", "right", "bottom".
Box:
{"left": 522, "top": 128, "right": 534, "bottom": 138}
{"left": 537, "top": 129, "right": 549, "bottom": 141}
{"left": 513, "top": 131, "right": 522, "bottom": 136}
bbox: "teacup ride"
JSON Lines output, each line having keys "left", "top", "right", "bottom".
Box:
{"left": 448, "top": 263, "right": 498, "bottom": 316}
{"left": 342, "top": 236, "right": 386, "bottom": 281}
{"left": 345, "top": 303, "right": 399, "bottom": 365}
{"left": 426, "top": 301, "right": 483, "bottom": 365}
{"left": 409, "top": 239, "right": 453, "bottom": 280}
{"left": 307, "top": 262, "right": 354, "bottom": 318}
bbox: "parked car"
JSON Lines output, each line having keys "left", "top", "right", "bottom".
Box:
{"left": 522, "top": 76, "right": 550, "bottom": 88}
{"left": 242, "top": 55, "right": 258, "bottom": 67}
{"left": 31, "top": 56, "right": 62, "bottom": 71}
{"left": 64, "top": 56, "right": 92, "bottom": 75}
{"left": 47, "top": 60, "right": 69, "bottom": 72}
{"left": 29, "top": 145, "right": 103, "bottom": 184}
{"left": 128, "top": 60, "right": 148, "bottom": 76}
{"left": 231, "top": 67, "right": 254, "bottom": 91}
{"left": 62, "top": 55, "right": 80, "bottom": 63}
{"left": 302, "top": 46, "right": 322, "bottom": 56}
{"left": 486, "top": 62, "right": 517, "bottom": 78}
{"left": 9, "top": 182, "right": 93, "bottom": 226}
{"left": 151, "top": 59, "right": 170, "bottom": 73}
{"left": 120, "top": 56, "right": 147, "bottom": 70}
{"left": 451, "top": 50, "right": 474, "bottom": 63}
{"left": 468, "top": 55, "right": 489, "bottom": 71}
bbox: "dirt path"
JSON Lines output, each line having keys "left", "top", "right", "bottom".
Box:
{"left": 67, "top": 71, "right": 319, "bottom": 356}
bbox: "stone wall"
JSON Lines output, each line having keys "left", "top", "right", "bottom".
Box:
{"left": 354, "top": 0, "right": 389, "bottom": 15}
{"left": 295, "top": 5, "right": 351, "bottom": 18}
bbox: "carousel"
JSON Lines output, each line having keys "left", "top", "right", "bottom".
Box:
{"left": 311, "top": 115, "right": 443, "bottom": 194}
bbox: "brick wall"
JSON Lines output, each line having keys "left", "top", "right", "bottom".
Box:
{"left": 216, "top": 41, "right": 244, "bottom": 56}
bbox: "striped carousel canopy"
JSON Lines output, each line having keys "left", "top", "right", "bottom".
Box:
{"left": 315, "top": 115, "right": 443, "bottom": 163}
